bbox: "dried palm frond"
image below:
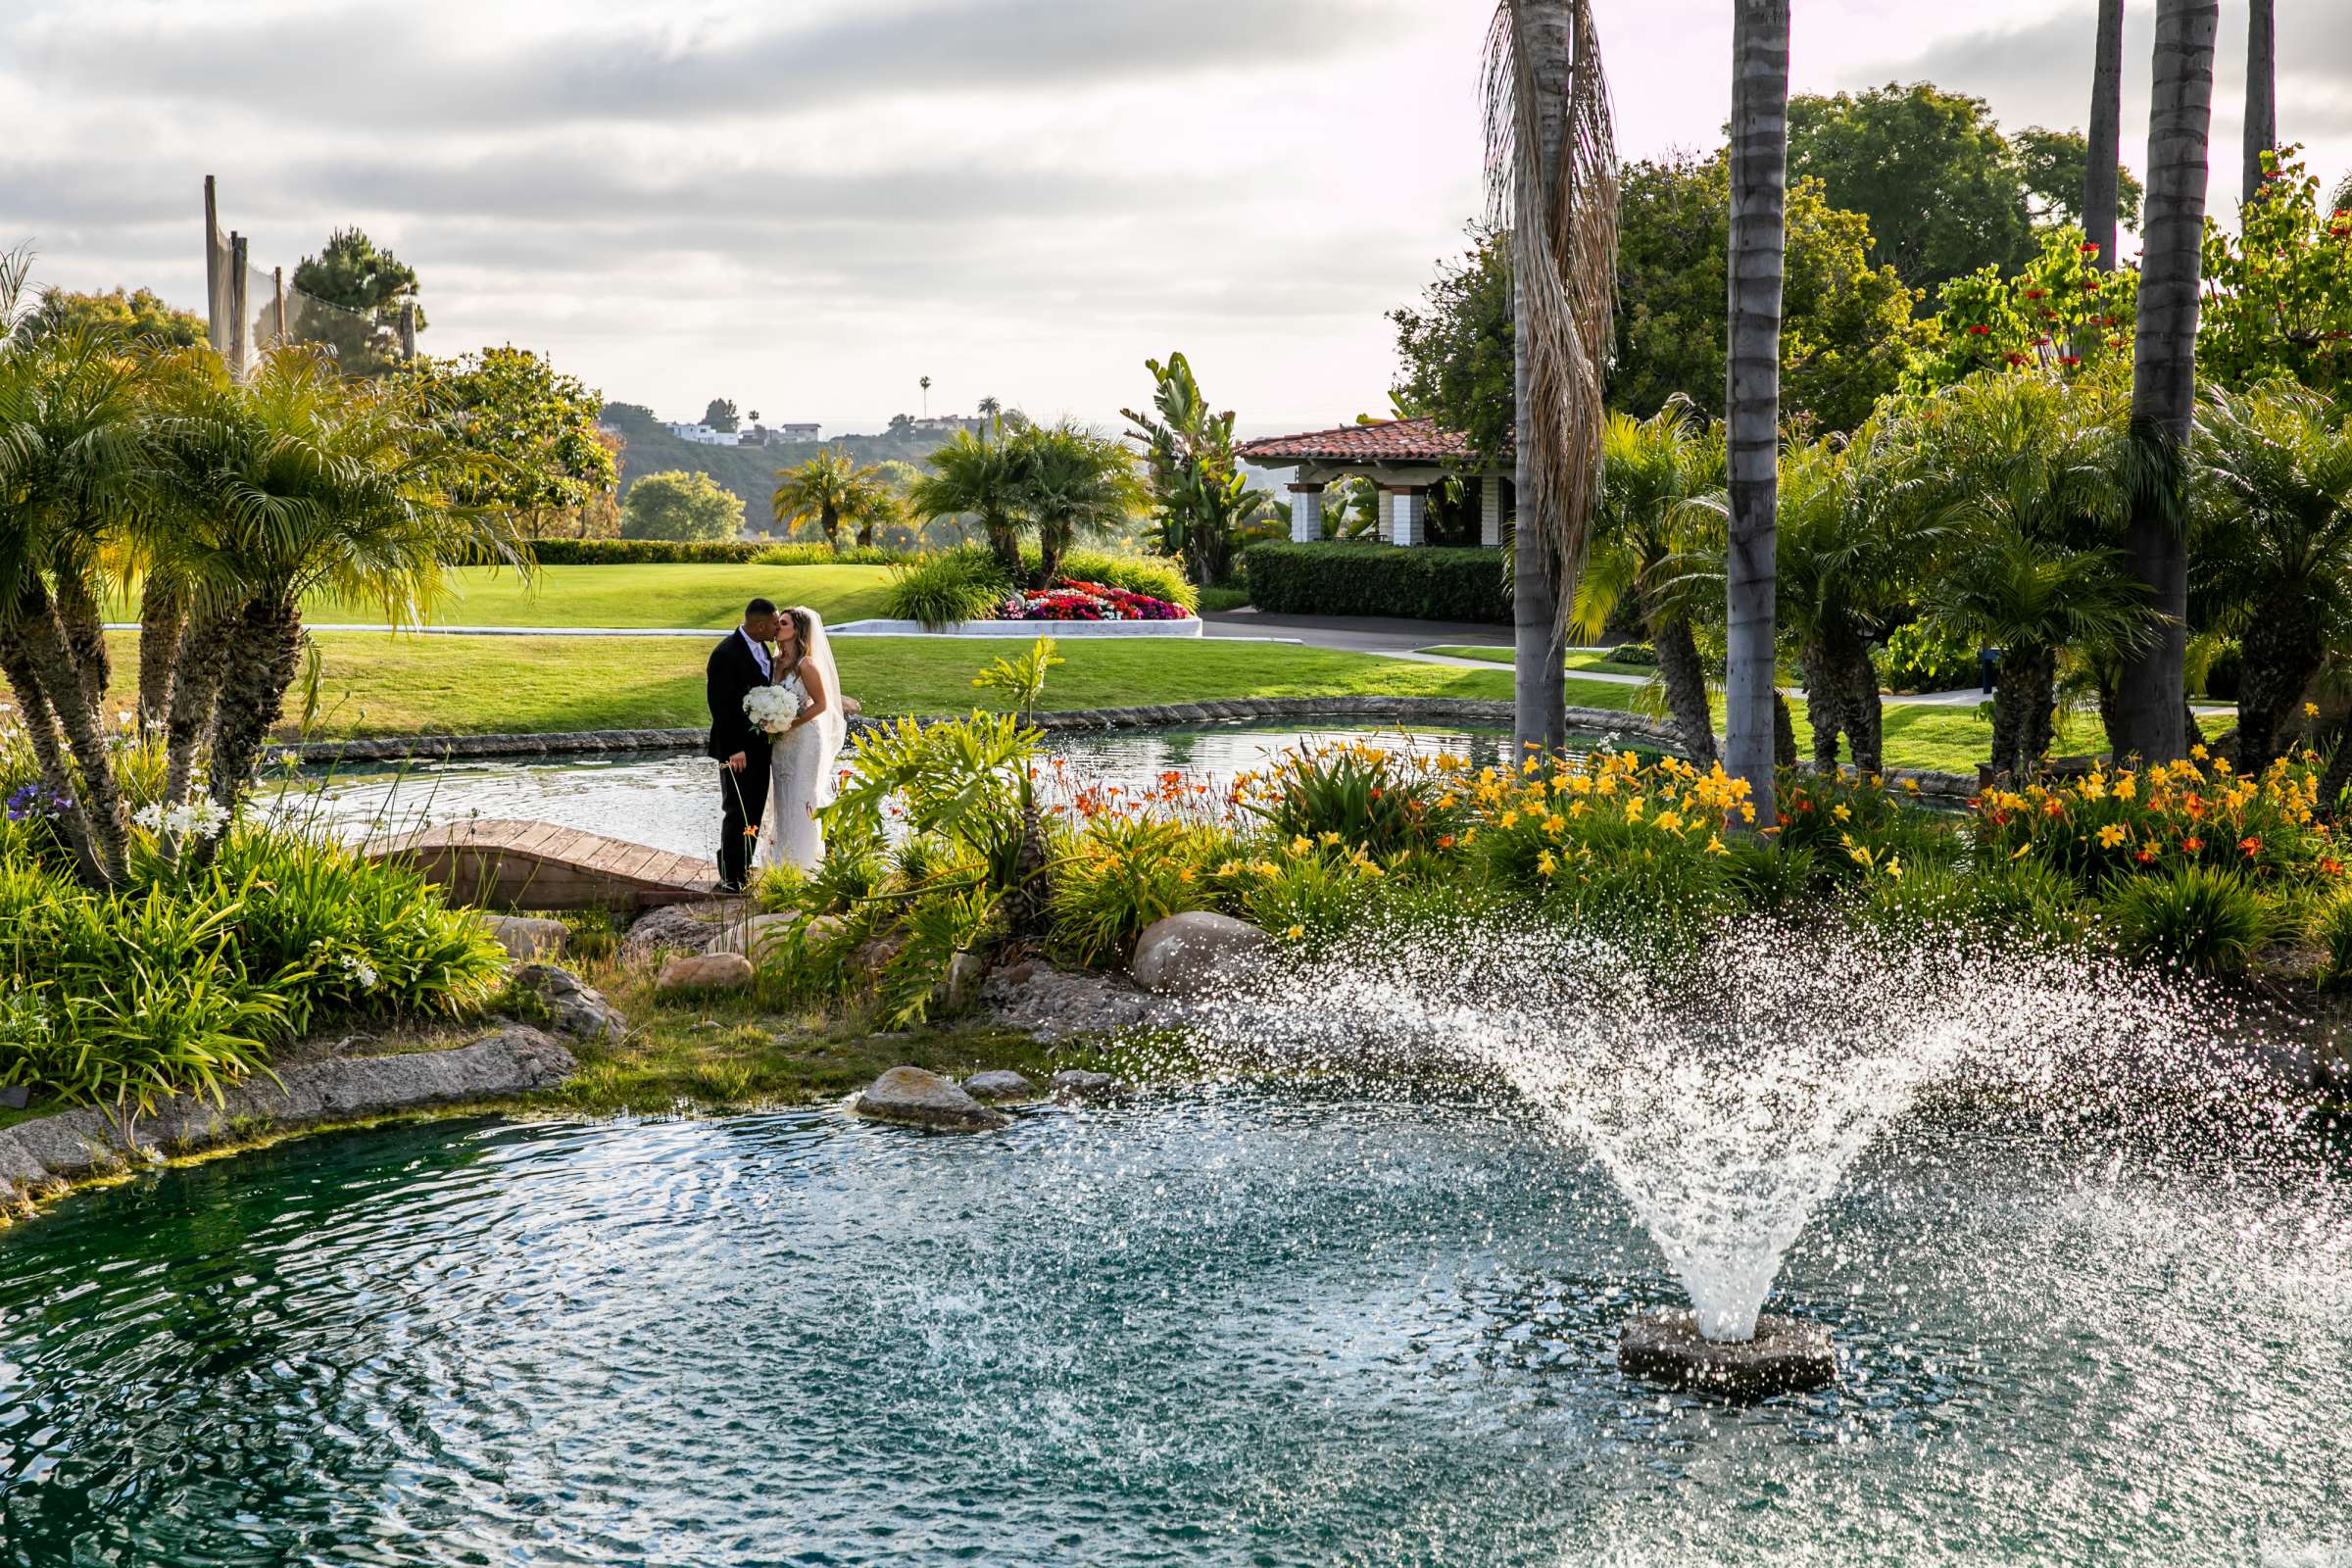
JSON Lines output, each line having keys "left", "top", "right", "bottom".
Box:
{"left": 1483, "top": 0, "right": 1619, "bottom": 622}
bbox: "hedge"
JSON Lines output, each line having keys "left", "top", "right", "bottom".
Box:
{"left": 1240, "top": 542, "right": 1508, "bottom": 623}
{"left": 516, "top": 539, "right": 906, "bottom": 566}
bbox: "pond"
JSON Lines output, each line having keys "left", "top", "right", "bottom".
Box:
{"left": 2, "top": 1094, "right": 2346, "bottom": 1566}
{"left": 277, "top": 724, "right": 1518, "bottom": 857}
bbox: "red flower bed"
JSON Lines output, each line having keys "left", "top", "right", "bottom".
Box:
{"left": 1000, "top": 578, "right": 1194, "bottom": 622}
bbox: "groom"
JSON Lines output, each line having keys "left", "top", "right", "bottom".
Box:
{"left": 707, "top": 597, "right": 781, "bottom": 892}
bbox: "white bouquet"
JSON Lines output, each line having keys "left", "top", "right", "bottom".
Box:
{"left": 744, "top": 684, "right": 803, "bottom": 735}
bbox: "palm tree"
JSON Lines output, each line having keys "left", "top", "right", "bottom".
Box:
{"left": 2084, "top": 0, "right": 2127, "bottom": 272}
{"left": 1005, "top": 422, "right": 1145, "bottom": 589}
{"left": 0, "top": 306, "right": 150, "bottom": 885}
{"left": 2117, "top": 0, "right": 2221, "bottom": 765}
{"left": 771, "top": 447, "right": 892, "bottom": 551}
{"left": 1484, "top": 0, "right": 1618, "bottom": 756}
{"left": 1771, "top": 422, "right": 1924, "bottom": 775}
{"left": 908, "top": 425, "right": 1025, "bottom": 581}
{"left": 1907, "top": 373, "right": 2150, "bottom": 777}
{"left": 1724, "top": 0, "right": 1790, "bottom": 823}
{"left": 150, "top": 346, "right": 516, "bottom": 816}
{"left": 1575, "top": 402, "right": 1723, "bottom": 763}
{"left": 977, "top": 395, "right": 1003, "bottom": 421}
{"left": 2192, "top": 384, "right": 2352, "bottom": 770}
{"left": 919, "top": 375, "right": 932, "bottom": 417}
{"left": 2243, "top": 0, "right": 2277, "bottom": 221}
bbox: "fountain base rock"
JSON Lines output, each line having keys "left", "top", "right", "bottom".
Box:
{"left": 1617, "top": 1310, "right": 1835, "bottom": 1398}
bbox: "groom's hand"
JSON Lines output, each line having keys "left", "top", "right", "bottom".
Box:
{"left": 725, "top": 752, "right": 747, "bottom": 772}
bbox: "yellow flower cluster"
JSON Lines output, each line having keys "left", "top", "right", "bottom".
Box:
{"left": 1468, "top": 750, "right": 1757, "bottom": 875}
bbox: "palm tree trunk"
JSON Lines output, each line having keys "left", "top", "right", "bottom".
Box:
{"left": 2118, "top": 0, "right": 2219, "bottom": 767}
{"left": 1725, "top": 0, "right": 1789, "bottom": 826}
{"left": 987, "top": 518, "right": 1023, "bottom": 584}
{"left": 2235, "top": 585, "right": 2322, "bottom": 772}
{"left": 1652, "top": 612, "right": 1718, "bottom": 766}
{"left": 0, "top": 628, "right": 106, "bottom": 886}
{"left": 1034, "top": 527, "right": 1066, "bottom": 592}
{"left": 206, "top": 593, "right": 304, "bottom": 815}
{"left": 1508, "top": 2, "right": 1571, "bottom": 759}
{"left": 820, "top": 503, "right": 840, "bottom": 551}
{"left": 137, "top": 575, "right": 188, "bottom": 729}
{"left": 1989, "top": 643, "right": 2054, "bottom": 778}
{"left": 165, "top": 602, "right": 235, "bottom": 808}
{"left": 1772, "top": 692, "right": 1797, "bottom": 767}
{"left": 1799, "top": 639, "right": 1843, "bottom": 770}
{"left": 50, "top": 568, "right": 112, "bottom": 735}
{"left": 13, "top": 586, "right": 130, "bottom": 884}
{"left": 1839, "top": 645, "right": 1884, "bottom": 775}
{"left": 2243, "top": 0, "right": 2277, "bottom": 221}
{"left": 1512, "top": 295, "right": 1564, "bottom": 756}
{"left": 2084, "top": 0, "right": 2126, "bottom": 272}
{"left": 2317, "top": 718, "right": 2352, "bottom": 822}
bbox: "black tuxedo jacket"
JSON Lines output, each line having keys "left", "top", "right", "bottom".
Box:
{"left": 706, "top": 630, "right": 774, "bottom": 762}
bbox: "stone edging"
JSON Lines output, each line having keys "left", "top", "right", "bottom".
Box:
{"left": 291, "top": 699, "right": 1980, "bottom": 802}
{"left": 0, "top": 1028, "right": 577, "bottom": 1208}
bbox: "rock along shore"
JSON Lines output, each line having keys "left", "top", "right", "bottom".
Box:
{"left": 0, "top": 1028, "right": 577, "bottom": 1211}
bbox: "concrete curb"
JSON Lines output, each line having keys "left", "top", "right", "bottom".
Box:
{"left": 0, "top": 1027, "right": 577, "bottom": 1207}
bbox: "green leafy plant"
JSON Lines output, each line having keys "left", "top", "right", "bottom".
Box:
{"left": 972, "top": 637, "right": 1064, "bottom": 722}
{"left": 2101, "top": 864, "right": 2270, "bottom": 974}
{"left": 885, "top": 550, "right": 1008, "bottom": 628}
{"left": 1049, "top": 818, "right": 1218, "bottom": 966}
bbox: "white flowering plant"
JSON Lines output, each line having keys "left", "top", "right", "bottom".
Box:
{"left": 132, "top": 797, "right": 232, "bottom": 842}
{"left": 744, "top": 684, "right": 804, "bottom": 736}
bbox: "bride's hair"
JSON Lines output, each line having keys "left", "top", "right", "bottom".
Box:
{"left": 781, "top": 607, "right": 812, "bottom": 660}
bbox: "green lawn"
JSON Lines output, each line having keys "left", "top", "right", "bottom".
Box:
{"left": 116, "top": 564, "right": 900, "bottom": 631}
{"left": 1423, "top": 645, "right": 1666, "bottom": 679}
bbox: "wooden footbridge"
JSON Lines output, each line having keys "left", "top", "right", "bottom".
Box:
{"left": 368, "top": 819, "right": 717, "bottom": 911}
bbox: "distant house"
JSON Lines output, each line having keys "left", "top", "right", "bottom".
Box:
{"left": 1235, "top": 416, "right": 1511, "bottom": 549}
{"left": 664, "top": 421, "right": 740, "bottom": 447}
{"left": 909, "top": 415, "right": 986, "bottom": 435}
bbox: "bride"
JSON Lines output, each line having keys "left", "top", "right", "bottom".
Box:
{"left": 759, "top": 606, "right": 848, "bottom": 871}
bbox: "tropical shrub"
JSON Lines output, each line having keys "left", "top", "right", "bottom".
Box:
{"left": 1876, "top": 621, "right": 1979, "bottom": 692}
{"left": 885, "top": 551, "right": 1006, "bottom": 629}
{"left": 2102, "top": 864, "right": 2271, "bottom": 974}
{"left": 1048, "top": 818, "right": 1221, "bottom": 966}
{"left": 1241, "top": 542, "right": 1507, "bottom": 623}
{"left": 1235, "top": 739, "right": 1470, "bottom": 860}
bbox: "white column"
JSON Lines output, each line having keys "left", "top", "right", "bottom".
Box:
{"left": 1393, "top": 487, "right": 1426, "bottom": 547}
{"left": 1377, "top": 487, "right": 1396, "bottom": 544}
{"left": 1480, "top": 478, "right": 1503, "bottom": 549}
{"left": 1289, "top": 482, "right": 1326, "bottom": 543}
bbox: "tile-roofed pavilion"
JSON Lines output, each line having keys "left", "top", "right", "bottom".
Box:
{"left": 1235, "top": 416, "right": 1511, "bottom": 548}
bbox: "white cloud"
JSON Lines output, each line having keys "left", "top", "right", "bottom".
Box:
{"left": 4, "top": 0, "right": 2345, "bottom": 434}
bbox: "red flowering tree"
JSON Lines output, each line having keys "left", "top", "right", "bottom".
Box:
{"left": 2199, "top": 147, "right": 2352, "bottom": 399}
{"left": 1913, "top": 226, "right": 2139, "bottom": 387}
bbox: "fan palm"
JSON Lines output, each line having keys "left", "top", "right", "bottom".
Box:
{"left": 771, "top": 447, "right": 895, "bottom": 551}
{"left": 1907, "top": 373, "right": 2151, "bottom": 775}
{"left": 1574, "top": 401, "right": 1723, "bottom": 764}
{"left": 0, "top": 297, "right": 151, "bottom": 885}
{"left": 2192, "top": 383, "right": 2352, "bottom": 770}
{"left": 908, "top": 424, "right": 1024, "bottom": 582}
{"left": 148, "top": 345, "right": 516, "bottom": 817}
{"left": 1004, "top": 422, "right": 1144, "bottom": 590}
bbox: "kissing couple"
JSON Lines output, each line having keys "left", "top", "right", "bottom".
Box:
{"left": 706, "top": 598, "right": 851, "bottom": 892}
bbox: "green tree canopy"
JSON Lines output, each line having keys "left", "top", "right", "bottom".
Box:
{"left": 290, "top": 227, "right": 421, "bottom": 375}
{"left": 395, "top": 345, "right": 615, "bottom": 521}
{"left": 1788, "top": 83, "right": 2043, "bottom": 293}
{"left": 620, "top": 468, "right": 743, "bottom": 541}
{"left": 2199, "top": 149, "right": 2352, "bottom": 400}
{"left": 1612, "top": 153, "right": 1922, "bottom": 433}
{"left": 2012, "top": 125, "right": 2145, "bottom": 233}
{"left": 19, "top": 285, "right": 205, "bottom": 349}
{"left": 1388, "top": 227, "right": 1513, "bottom": 460}
{"left": 703, "top": 397, "right": 739, "bottom": 432}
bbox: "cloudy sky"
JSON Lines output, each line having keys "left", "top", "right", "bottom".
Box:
{"left": 6, "top": 0, "right": 2347, "bottom": 435}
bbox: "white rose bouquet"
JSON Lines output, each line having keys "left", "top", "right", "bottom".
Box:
{"left": 744, "top": 684, "right": 804, "bottom": 736}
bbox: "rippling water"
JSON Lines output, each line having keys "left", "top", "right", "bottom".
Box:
{"left": 276, "top": 724, "right": 1518, "bottom": 857}
{"left": 3, "top": 1095, "right": 2347, "bottom": 1566}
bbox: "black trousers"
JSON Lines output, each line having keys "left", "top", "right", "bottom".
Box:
{"left": 716, "top": 748, "right": 773, "bottom": 889}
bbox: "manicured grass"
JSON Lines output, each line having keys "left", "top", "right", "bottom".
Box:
{"left": 1198, "top": 587, "right": 1251, "bottom": 613}
{"left": 116, "top": 564, "right": 899, "bottom": 631}
{"left": 102, "top": 631, "right": 1522, "bottom": 739}
{"left": 1422, "top": 644, "right": 1660, "bottom": 679}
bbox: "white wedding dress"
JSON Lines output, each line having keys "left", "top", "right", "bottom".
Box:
{"left": 759, "top": 612, "right": 847, "bottom": 873}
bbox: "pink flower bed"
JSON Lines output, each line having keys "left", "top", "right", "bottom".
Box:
{"left": 1000, "top": 578, "right": 1194, "bottom": 622}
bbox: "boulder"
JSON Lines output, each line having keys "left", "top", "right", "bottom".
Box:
{"left": 983, "top": 961, "right": 1159, "bottom": 1041}
{"left": 944, "top": 951, "right": 987, "bottom": 1007}
{"left": 1130, "top": 911, "right": 1275, "bottom": 997}
{"left": 853, "top": 1066, "right": 1010, "bottom": 1131}
{"left": 482, "top": 914, "right": 567, "bottom": 962}
{"left": 1050, "top": 1068, "right": 1131, "bottom": 1103}
{"left": 655, "top": 952, "right": 756, "bottom": 994}
{"left": 512, "top": 963, "right": 627, "bottom": 1044}
{"left": 961, "top": 1069, "right": 1036, "bottom": 1102}
{"left": 622, "top": 901, "right": 744, "bottom": 959}
{"left": 851, "top": 936, "right": 905, "bottom": 976}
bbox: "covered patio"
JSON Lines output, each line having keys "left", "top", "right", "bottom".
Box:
{"left": 1235, "top": 416, "right": 1511, "bottom": 548}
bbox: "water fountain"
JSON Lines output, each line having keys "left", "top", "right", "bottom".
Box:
{"left": 1175, "top": 915, "right": 2282, "bottom": 1400}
